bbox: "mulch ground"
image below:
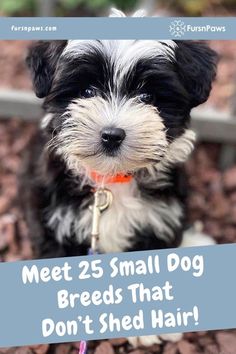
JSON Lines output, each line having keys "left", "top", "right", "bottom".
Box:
{"left": 0, "top": 41, "right": 236, "bottom": 353}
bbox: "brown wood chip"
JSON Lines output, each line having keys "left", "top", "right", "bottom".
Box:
{"left": 29, "top": 345, "right": 49, "bottom": 354}
{"left": 14, "top": 347, "right": 34, "bottom": 354}
{"left": 54, "top": 344, "right": 72, "bottom": 354}
{"left": 178, "top": 340, "right": 200, "bottom": 354}
{"left": 204, "top": 344, "right": 219, "bottom": 354}
{"left": 216, "top": 331, "right": 236, "bottom": 354}
{"left": 108, "top": 338, "right": 127, "bottom": 346}
{"left": 94, "top": 341, "right": 115, "bottom": 354}
{"left": 162, "top": 342, "right": 178, "bottom": 354}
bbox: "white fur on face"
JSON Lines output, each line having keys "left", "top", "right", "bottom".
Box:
{"left": 63, "top": 8, "right": 176, "bottom": 77}
{"left": 62, "top": 9, "right": 176, "bottom": 90}
{"left": 55, "top": 13, "right": 177, "bottom": 177}
{"left": 63, "top": 39, "right": 176, "bottom": 89}
{"left": 51, "top": 96, "right": 168, "bottom": 176}
{"left": 158, "top": 129, "right": 196, "bottom": 171}
{"left": 134, "top": 129, "right": 196, "bottom": 188}
{"left": 47, "top": 179, "right": 182, "bottom": 253}
{"left": 41, "top": 113, "right": 54, "bottom": 129}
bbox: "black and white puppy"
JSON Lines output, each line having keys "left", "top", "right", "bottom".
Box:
{"left": 22, "top": 9, "right": 217, "bottom": 346}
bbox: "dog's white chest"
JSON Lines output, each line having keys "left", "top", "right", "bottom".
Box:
{"left": 77, "top": 180, "right": 182, "bottom": 253}
{"left": 78, "top": 181, "right": 144, "bottom": 252}
{"left": 48, "top": 180, "right": 182, "bottom": 253}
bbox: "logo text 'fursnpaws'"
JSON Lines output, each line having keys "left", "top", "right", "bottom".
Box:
{"left": 169, "top": 20, "right": 226, "bottom": 38}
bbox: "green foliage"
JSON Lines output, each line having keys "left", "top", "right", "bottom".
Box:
{"left": 177, "top": 0, "right": 209, "bottom": 15}
{"left": 1, "top": 0, "right": 236, "bottom": 16}
{"left": 60, "top": 0, "right": 108, "bottom": 10}
{"left": 0, "top": 0, "right": 138, "bottom": 15}
{"left": 0, "top": 0, "right": 34, "bottom": 15}
{"left": 60, "top": 0, "right": 137, "bottom": 11}
{"left": 113, "top": 0, "right": 138, "bottom": 10}
{"left": 160, "top": 0, "right": 236, "bottom": 15}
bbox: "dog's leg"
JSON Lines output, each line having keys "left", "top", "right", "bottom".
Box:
{"left": 180, "top": 225, "right": 216, "bottom": 248}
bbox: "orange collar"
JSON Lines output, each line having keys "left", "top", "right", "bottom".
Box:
{"left": 90, "top": 171, "right": 133, "bottom": 184}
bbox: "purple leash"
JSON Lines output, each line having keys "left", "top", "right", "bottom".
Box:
{"left": 78, "top": 340, "right": 87, "bottom": 354}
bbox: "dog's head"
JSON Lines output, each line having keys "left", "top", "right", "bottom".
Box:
{"left": 26, "top": 14, "right": 217, "bottom": 177}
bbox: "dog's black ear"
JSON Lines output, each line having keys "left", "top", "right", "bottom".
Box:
{"left": 174, "top": 41, "right": 217, "bottom": 108}
{"left": 26, "top": 41, "right": 67, "bottom": 98}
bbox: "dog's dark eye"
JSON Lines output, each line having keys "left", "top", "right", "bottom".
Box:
{"left": 138, "top": 93, "right": 153, "bottom": 104}
{"left": 81, "top": 87, "right": 96, "bottom": 98}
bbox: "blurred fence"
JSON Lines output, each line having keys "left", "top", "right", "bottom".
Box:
{"left": 0, "top": 89, "right": 236, "bottom": 144}
{"left": 0, "top": 88, "right": 235, "bottom": 168}
{"left": 0, "top": 90, "right": 42, "bottom": 120}
{"left": 0, "top": 89, "right": 235, "bottom": 142}
{"left": 37, "top": 0, "right": 56, "bottom": 16}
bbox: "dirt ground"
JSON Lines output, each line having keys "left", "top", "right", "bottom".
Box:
{"left": 0, "top": 41, "right": 236, "bottom": 354}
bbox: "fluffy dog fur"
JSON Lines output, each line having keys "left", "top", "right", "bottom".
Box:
{"left": 21, "top": 9, "right": 217, "bottom": 346}
{"left": 22, "top": 32, "right": 216, "bottom": 253}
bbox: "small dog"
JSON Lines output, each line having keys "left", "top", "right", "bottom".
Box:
{"left": 22, "top": 9, "right": 217, "bottom": 346}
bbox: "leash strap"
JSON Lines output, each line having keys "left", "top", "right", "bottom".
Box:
{"left": 89, "top": 188, "right": 113, "bottom": 253}
{"left": 79, "top": 188, "right": 113, "bottom": 353}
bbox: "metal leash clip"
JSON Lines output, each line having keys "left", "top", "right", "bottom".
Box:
{"left": 89, "top": 188, "right": 113, "bottom": 253}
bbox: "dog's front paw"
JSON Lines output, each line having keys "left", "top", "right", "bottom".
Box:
{"left": 128, "top": 333, "right": 182, "bottom": 347}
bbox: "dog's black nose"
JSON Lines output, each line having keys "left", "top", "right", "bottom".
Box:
{"left": 101, "top": 127, "right": 126, "bottom": 150}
